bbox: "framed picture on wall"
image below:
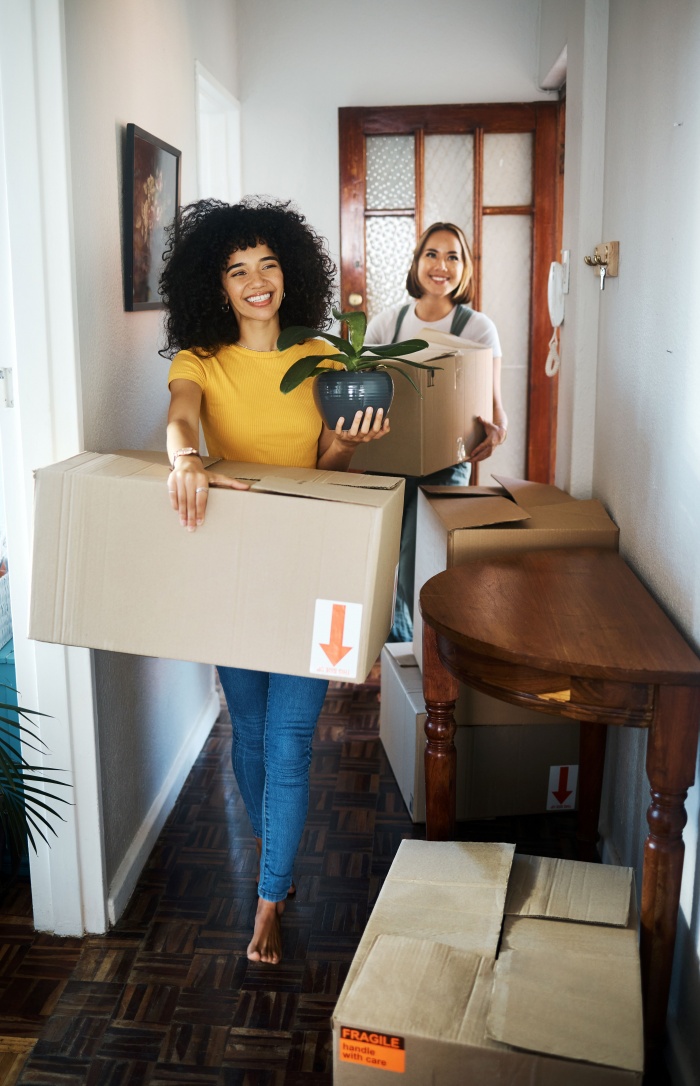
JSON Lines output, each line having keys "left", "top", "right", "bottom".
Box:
{"left": 123, "top": 124, "right": 181, "bottom": 310}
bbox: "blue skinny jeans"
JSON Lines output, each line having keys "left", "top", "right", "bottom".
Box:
{"left": 217, "top": 666, "right": 329, "bottom": 903}
{"left": 388, "top": 461, "right": 472, "bottom": 643}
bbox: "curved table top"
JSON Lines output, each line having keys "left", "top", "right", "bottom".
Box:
{"left": 419, "top": 548, "right": 700, "bottom": 686}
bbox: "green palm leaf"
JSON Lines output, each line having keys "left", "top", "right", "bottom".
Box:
{"left": 0, "top": 685, "right": 72, "bottom": 856}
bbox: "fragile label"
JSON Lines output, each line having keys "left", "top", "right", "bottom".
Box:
{"left": 309, "top": 600, "right": 362, "bottom": 679}
{"left": 339, "top": 1026, "right": 405, "bottom": 1072}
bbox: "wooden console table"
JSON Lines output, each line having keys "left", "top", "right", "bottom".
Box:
{"left": 420, "top": 547, "right": 700, "bottom": 1056}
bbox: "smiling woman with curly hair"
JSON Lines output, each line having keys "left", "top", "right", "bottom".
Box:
{"left": 159, "top": 196, "right": 389, "bottom": 967}
{"left": 159, "top": 197, "right": 336, "bottom": 357}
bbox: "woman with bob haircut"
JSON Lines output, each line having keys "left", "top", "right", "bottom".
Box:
{"left": 365, "top": 222, "right": 507, "bottom": 642}
{"left": 160, "top": 197, "right": 389, "bottom": 964}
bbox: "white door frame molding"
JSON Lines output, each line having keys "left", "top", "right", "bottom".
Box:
{"left": 0, "top": 0, "right": 107, "bottom": 934}
{"left": 195, "top": 59, "right": 242, "bottom": 202}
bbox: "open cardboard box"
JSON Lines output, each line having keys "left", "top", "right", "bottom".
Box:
{"left": 333, "top": 841, "right": 643, "bottom": 1085}
{"left": 350, "top": 332, "right": 493, "bottom": 477}
{"left": 413, "top": 474, "right": 619, "bottom": 672}
{"left": 29, "top": 451, "right": 404, "bottom": 683}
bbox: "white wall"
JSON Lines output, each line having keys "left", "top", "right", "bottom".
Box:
{"left": 593, "top": 4, "right": 700, "bottom": 1082}
{"left": 540, "top": 2, "right": 700, "bottom": 1081}
{"left": 236, "top": 0, "right": 552, "bottom": 268}
{"left": 63, "top": 0, "right": 239, "bottom": 895}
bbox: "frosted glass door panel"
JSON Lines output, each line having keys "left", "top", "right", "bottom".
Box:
{"left": 366, "top": 136, "right": 415, "bottom": 210}
{"left": 480, "top": 215, "right": 532, "bottom": 480}
{"left": 424, "top": 135, "right": 474, "bottom": 242}
{"left": 480, "top": 216, "right": 532, "bottom": 367}
{"left": 483, "top": 133, "right": 533, "bottom": 206}
{"left": 365, "top": 216, "right": 415, "bottom": 321}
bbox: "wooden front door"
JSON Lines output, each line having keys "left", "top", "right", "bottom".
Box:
{"left": 338, "top": 103, "right": 562, "bottom": 483}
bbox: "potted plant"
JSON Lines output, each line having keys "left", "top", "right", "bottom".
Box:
{"left": 277, "top": 308, "right": 439, "bottom": 428}
{"left": 0, "top": 686, "right": 71, "bottom": 867}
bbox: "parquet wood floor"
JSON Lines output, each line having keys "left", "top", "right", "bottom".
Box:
{"left": 0, "top": 666, "right": 650, "bottom": 1085}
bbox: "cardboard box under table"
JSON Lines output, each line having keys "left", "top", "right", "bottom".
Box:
{"left": 333, "top": 840, "right": 644, "bottom": 1085}
{"left": 350, "top": 332, "right": 493, "bottom": 477}
{"left": 413, "top": 474, "right": 620, "bottom": 673}
{"left": 380, "top": 643, "right": 580, "bottom": 822}
{"left": 29, "top": 451, "right": 404, "bottom": 683}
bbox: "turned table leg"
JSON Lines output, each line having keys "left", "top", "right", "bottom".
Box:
{"left": 576, "top": 721, "right": 608, "bottom": 861}
{"left": 642, "top": 685, "right": 700, "bottom": 1056}
{"left": 422, "top": 621, "right": 459, "bottom": 840}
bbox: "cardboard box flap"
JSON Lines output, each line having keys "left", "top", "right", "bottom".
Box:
{"left": 36, "top": 451, "right": 178, "bottom": 481}
{"left": 493, "top": 474, "right": 577, "bottom": 510}
{"left": 335, "top": 935, "right": 495, "bottom": 1048}
{"left": 504, "top": 854, "right": 632, "bottom": 927}
{"left": 501, "top": 915, "right": 640, "bottom": 958}
{"left": 422, "top": 493, "right": 531, "bottom": 531}
{"left": 419, "top": 327, "right": 492, "bottom": 351}
{"left": 340, "top": 842, "right": 515, "bottom": 988}
{"left": 396, "top": 346, "right": 457, "bottom": 364}
{"left": 249, "top": 473, "right": 402, "bottom": 506}
{"left": 524, "top": 499, "right": 618, "bottom": 532}
{"left": 420, "top": 485, "right": 504, "bottom": 497}
{"left": 487, "top": 942, "right": 644, "bottom": 1072}
{"left": 387, "top": 839, "right": 514, "bottom": 888}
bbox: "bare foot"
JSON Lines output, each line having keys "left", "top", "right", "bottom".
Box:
{"left": 254, "top": 837, "right": 296, "bottom": 897}
{"left": 247, "top": 896, "right": 285, "bottom": 963}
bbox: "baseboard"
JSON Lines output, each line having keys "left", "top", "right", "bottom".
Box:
{"left": 106, "top": 688, "right": 220, "bottom": 924}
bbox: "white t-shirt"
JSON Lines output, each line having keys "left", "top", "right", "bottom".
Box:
{"left": 365, "top": 300, "right": 502, "bottom": 358}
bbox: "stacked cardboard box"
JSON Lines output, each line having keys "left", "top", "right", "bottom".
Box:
{"left": 333, "top": 841, "right": 644, "bottom": 1085}
{"left": 380, "top": 643, "right": 580, "bottom": 821}
{"left": 413, "top": 474, "right": 620, "bottom": 670}
{"left": 29, "top": 451, "right": 404, "bottom": 684}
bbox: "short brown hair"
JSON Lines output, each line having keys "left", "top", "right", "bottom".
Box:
{"left": 406, "top": 222, "right": 474, "bottom": 304}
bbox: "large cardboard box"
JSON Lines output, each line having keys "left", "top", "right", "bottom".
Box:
{"left": 333, "top": 841, "right": 643, "bottom": 1085}
{"left": 29, "top": 451, "right": 404, "bottom": 683}
{"left": 350, "top": 333, "right": 493, "bottom": 477}
{"left": 413, "top": 474, "right": 620, "bottom": 672}
{"left": 380, "top": 643, "right": 579, "bottom": 821}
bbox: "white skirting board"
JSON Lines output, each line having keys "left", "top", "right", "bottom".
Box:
{"left": 106, "top": 688, "right": 220, "bottom": 924}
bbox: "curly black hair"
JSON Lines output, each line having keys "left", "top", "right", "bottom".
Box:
{"left": 158, "top": 197, "right": 336, "bottom": 358}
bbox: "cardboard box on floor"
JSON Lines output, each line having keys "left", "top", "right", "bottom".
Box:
{"left": 29, "top": 451, "right": 404, "bottom": 684}
{"left": 333, "top": 841, "right": 643, "bottom": 1085}
{"left": 413, "top": 474, "right": 620, "bottom": 674}
{"left": 350, "top": 331, "right": 493, "bottom": 477}
{"left": 380, "top": 643, "right": 579, "bottom": 822}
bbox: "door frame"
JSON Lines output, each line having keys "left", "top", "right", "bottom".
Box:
{"left": 338, "top": 103, "right": 563, "bottom": 483}
{"left": 0, "top": 0, "right": 108, "bottom": 934}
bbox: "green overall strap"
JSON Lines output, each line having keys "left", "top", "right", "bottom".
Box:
{"left": 392, "top": 304, "right": 411, "bottom": 343}
{"left": 450, "top": 304, "right": 474, "bottom": 337}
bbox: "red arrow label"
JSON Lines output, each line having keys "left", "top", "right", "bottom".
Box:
{"left": 320, "top": 604, "right": 353, "bottom": 665}
{"left": 552, "top": 766, "right": 573, "bottom": 805}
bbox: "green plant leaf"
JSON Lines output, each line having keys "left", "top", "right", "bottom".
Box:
{"left": 360, "top": 338, "right": 430, "bottom": 358}
{"left": 277, "top": 326, "right": 353, "bottom": 356}
{"left": 276, "top": 325, "right": 318, "bottom": 349}
{"left": 0, "top": 685, "right": 71, "bottom": 856}
{"left": 280, "top": 355, "right": 346, "bottom": 394}
{"left": 378, "top": 362, "right": 422, "bottom": 395}
{"left": 333, "top": 308, "right": 367, "bottom": 354}
{"left": 360, "top": 354, "right": 442, "bottom": 372}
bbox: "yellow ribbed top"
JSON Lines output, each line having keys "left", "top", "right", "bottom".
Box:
{"left": 168, "top": 340, "right": 341, "bottom": 468}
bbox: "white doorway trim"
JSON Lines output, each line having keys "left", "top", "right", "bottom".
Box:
{"left": 195, "top": 60, "right": 242, "bottom": 202}
{"left": 0, "top": 0, "right": 107, "bottom": 934}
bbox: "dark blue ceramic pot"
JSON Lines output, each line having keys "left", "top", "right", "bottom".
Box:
{"left": 313, "top": 369, "right": 394, "bottom": 430}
